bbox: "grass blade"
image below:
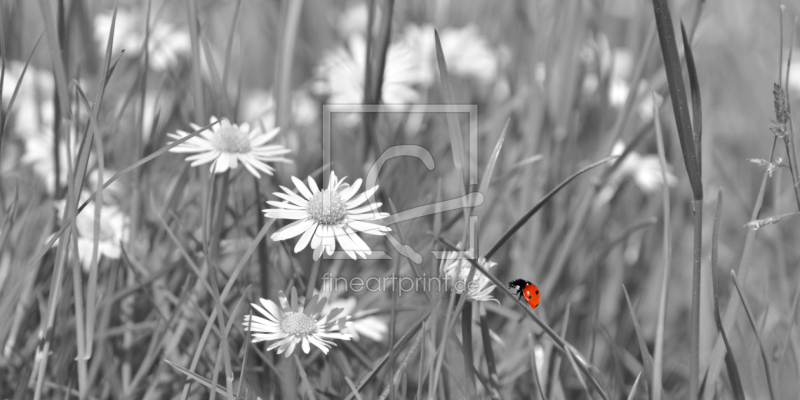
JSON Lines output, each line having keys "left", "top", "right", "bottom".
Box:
{"left": 528, "top": 333, "right": 548, "bottom": 400}
{"left": 166, "top": 360, "right": 229, "bottom": 397}
{"left": 653, "top": 3, "right": 705, "bottom": 398}
{"left": 622, "top": 285, "right": 655, "bottom": 395}
{"left": 651, "top": 0, "right": 702, "bottom": 198}
{"left": 681, "top": 21, "right": 702, "bottom": 176}
{"left": 484, "top": 155, "right": 617, "bottom": 259}
{"left": 479, "top": 304, "right": 500, "bottom": 400}
{"left": 343, "top": 310, "right": 429, "bottom": 400}
{"left": 627, "top": 372, "right": 643, "bottom": 400}
{"left": 652, "top": 92, "right": 672, "bottom": 400}
{"left": 709, "top": 190, "right": 745, "bottom": 400}
{"left": 459, "top": 301, "right": 477, "bottom": 398}
{"left": 731, "top": 272, "right": 777, "bottom": 400}
{"left": 434, "top": 29, "right": 469, "bottom": 194}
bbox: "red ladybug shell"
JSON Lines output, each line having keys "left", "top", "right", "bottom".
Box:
{"left": 523, "top": 284, "right": 540, "bottom": 310}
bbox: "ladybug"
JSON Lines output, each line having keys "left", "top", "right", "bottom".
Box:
{"left": 508, "top": 279, "right": 540, "bottom": 310}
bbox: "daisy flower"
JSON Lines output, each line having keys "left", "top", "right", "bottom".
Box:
{"left": 440, "top": 250, "right": 498, "bottom": 303}
{"left": 596, "top": 141, "right": 678, "bottom": 206}
{"left": 167, "top": 117, "right": 291, "bottom": 178}
{"left": 94, "top": 9, "right": 191, "bottom": 72}
{"left": 243, "top": 287, "right": 351, "bottom": 357}
{"left": 263, "top": 171, "right": 390, "bottom": 260}
{"left": 53, "top": 197, "right": 130, "bottom": 272}
{"left": 314, "top": 35, "right": 420, "bottom": 106}
{"left": 401, "top": 24, "right": 503, "bottom": 86}
{"left": 239, "top": 89, "right": 319, "bottom": 131}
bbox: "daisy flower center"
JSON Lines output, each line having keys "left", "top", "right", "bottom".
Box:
{"left": 307, "top": 190, "right": 347, "bottom": 225}
{"left": 210, "top": 126, "right": 252, "bottom": 153}
{"left": 280, "top": 312, "right": 318, "bottom": 336}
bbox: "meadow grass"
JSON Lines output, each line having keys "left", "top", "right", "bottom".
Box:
{"left": 2, "top": 0, "right": 800, "bottom": 399}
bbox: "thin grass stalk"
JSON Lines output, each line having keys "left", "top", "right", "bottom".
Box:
{"left": 484, "top": 156, "right": 616, "bottom": 259}
{"left": 186, "top": 0, "right": 204, "bottom": 121}
{"left": 343, "top": 310, "right": 429, "bottom": 400}
{"left": 781, "top": 17, "right": 800, "bottom": 211}
{"left": 69, "top": 235, "right": 89, "bottom": 398}
{"left": 378, "top": 327, "right": 424, "bottom": 400}
{"left": 651, "top": 92, "right": 671, "bottom": 400}
{"left": 528, "top": 333, "right": 547, "bottom": 400}
{"left": 221, "top": 0, "right": 242, "bottom": 93}
{"left": 274, "top": 0, "right": 303, "bottom": 129}
{"left": 438, "top": 238, "right": 608, "bottom": 398}
{"left": 703, "top": 148, "right": 778, "bottom": 400}
{"left": 627, "top": 373, "right": 643, "bottom": 400}
{"left": 77, "top": 10, "right": 120, "bottom": 352}
{"left": 731, "top": 272, "right": 777, "bottom": 400}
{"left": 709, "top": 190, "right": 745, "bottom": 400}
{"left": 388, "top": 245, "right": 400, "bottom": 400}
{"left": 651, "top": 3, "right": 704, "bottom": 399}
{"left": 237, "top": 309, "right": 253, "bottom": 398}
{"left": 559, "top": 304, "right": 591, "bottom": 398}
{"left": 478, "top": 304, "right": 500, "bottom": 400}
{"left": 430, "top": 280, "right": 458, "bottom": 397}
{"left": 460, "top": 301, "right": 477, "bottom": 398}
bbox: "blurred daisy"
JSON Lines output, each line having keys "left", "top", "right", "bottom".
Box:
{"left": 264, "top": 171, "right": 390, "bottom": 260}
{"left": 94, "top": 9, "right": 191, "bottom": 72}
{"left": 314, "top": 35, "right": 420, "bottom": 106}
{"left": 53, "top": 197, "right": 130, "bottom": 271}
{"left": 243, "top": 287, "right": 351, "bottom": 357}
{"left": 239, "top": 89, "right": 319, "bottom": 131}
{"left": 167, "top": 117, "right": 291, "bottom": 178}
{"left": 597, "top": 141, "right": 678, "bottom": 205}
{"left": 440, "top": 250, "right": 498, "bottom": 303}
{"left": 324, "top": 296, "right": 387, "bottom": 342}
{"left": 335, "top": 2, "right": 373, "bottom": 38}
{"left": 401, "top": 24, "right": 503, "bottom": 86}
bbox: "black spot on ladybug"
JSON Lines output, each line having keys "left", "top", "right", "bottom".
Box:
{"left": 535, "top": 290, "right": 539, "bottom": 294}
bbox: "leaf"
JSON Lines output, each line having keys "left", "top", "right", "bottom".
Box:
{"left": 651, "top": 0, "right": 702, "bottom": 200}
{"left": 681, "top": 21, "right": 702, "bottom": 176}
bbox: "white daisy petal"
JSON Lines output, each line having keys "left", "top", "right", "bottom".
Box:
{"left": 264, "top": 170, "right": 388, "bottom": 259}
{"left": 167, "top": 117, "right": 291, "bottom": 177}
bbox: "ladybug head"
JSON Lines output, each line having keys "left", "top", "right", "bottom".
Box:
{"left": 508, "top": 279, "right": 529, "bottom": 289}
